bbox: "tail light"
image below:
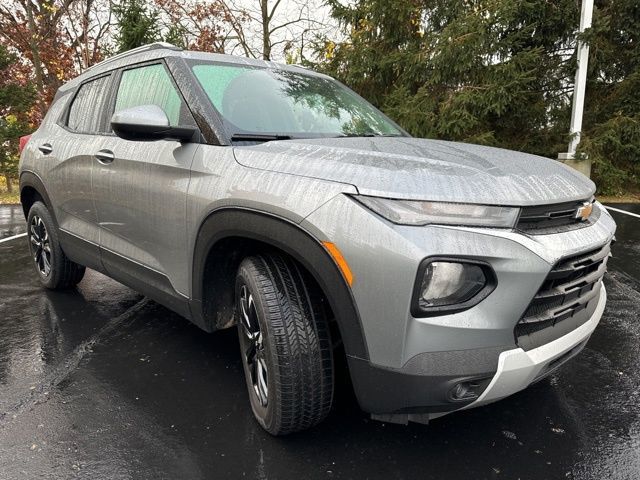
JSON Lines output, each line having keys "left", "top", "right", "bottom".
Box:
{"left": 19, "top": 135, "right": 31, "bottom": 154}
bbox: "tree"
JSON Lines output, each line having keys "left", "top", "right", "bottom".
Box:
{"left": 577, "top": 0, "right": 640, "bottom": 194}
{"left": 0, "top": 45, "right": 35, "bottom": 192}
{"left": 153, "top": 0, "right": 243, "bottom": 53}
{"left": 113, "top": 0, "right": 162, "bottom": 53}
{"left": 0, "top": 0, "right": 75, "bottom": 117}
{"left": 0, "top": 0, "right": 111, "bottom": 120}
{"left": 316, "top": 0, "right": 640, "bottom": 194}
{"left": 60, "top": 0, "right": 112, "bottom": 70}
{"left": 223, "top": 0, "right": 331, "bottom": 61}
{"left": 316, "top": 0, "right": 579, "bottom": 156}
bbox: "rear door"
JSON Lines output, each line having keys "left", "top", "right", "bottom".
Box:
{"left": 92, "top": 61, "right": 199, "bottom": 303}
{"left": 46, "top": 74, "right": 114, "bottom": 270}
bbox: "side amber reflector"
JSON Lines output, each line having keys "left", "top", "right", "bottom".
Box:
{"left": 322, "top": 241, "right": 354, "bottom": 286}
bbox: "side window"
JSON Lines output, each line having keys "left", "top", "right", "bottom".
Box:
{"left": 114, "top": 64, "right": 186, "bottom": 126}
{"left": 67, "top": 75, "right": 111, "bottom": 133}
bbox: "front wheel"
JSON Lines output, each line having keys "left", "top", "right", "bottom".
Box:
{"left": 235, "top": 254, "right": 334, "bottom": 435}
{"left": 27, "top": 201, "right": 85, "bottom": 289}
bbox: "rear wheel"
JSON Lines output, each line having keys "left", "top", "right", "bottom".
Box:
{"left": 27, "top": 201, "right": 85, "bottom": 289}
{"left": 235, "top": 253, "right": 334, "bottom": 435}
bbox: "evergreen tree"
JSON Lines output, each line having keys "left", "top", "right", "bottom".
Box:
{"left": 318, "top": 0, "right": 578, "bottom": 155}
{"left": 164, "top": 24, "right": 188, "bottom": 50}
{"left": 578, "top": 0, "right": 640, "bottom": 194}
{"left": 316, "top": 0, "right": 640, "bottom": 193}
{"left": 113, "top": 0, "right": 162, "bottom": 53}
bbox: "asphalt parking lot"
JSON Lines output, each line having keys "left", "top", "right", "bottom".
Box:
{"left": 1, "top": 204, "right": 639, "bottom": 480}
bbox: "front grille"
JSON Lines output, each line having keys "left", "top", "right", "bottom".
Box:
{"left": 517, "top": 199, "right": 599, "bottom": 234}
{"left": 515, "top": 242, "right": 610, "bottom": 350}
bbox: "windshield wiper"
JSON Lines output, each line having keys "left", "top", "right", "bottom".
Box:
{"left": 231, "top": 133, "right": 292, "bottom": 142}
{"left": 336, "top": 133, "right": 377, "bottom": 137}
{"left": 334, "top": 133, "right": 405, "bottom": 138}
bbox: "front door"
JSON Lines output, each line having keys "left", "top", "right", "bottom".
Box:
{"left": 92, "top": 62, "right": 199, "bottom": 305}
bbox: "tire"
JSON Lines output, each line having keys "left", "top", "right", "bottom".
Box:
{"left": 235, "top": 253, "right": 334, "bottom": 435}
{"left": 27, "top": 201, "right": 85, "bottom": 289}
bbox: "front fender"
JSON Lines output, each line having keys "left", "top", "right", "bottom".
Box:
{"left": 190, "top": 207, "right": 369, "bottom": 360}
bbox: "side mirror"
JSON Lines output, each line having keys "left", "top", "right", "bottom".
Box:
{"left": 111, "top": 105, "right": 196, "bottom": 142}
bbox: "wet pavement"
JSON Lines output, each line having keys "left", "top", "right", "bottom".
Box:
{"left": 0, "top": 204, "right": 639, "bottom": 480}
{"left": 0, "top": 206, "right": 27, "bottom": 239}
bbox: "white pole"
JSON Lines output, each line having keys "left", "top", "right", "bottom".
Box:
{"left": 559, "top": 0, "right": 594, "bottom": 162}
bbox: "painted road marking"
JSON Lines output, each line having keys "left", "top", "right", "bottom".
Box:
{"left": 0, "top": 233, "right": 27, "bottom": 244}
{"left": 605, "top": 206, "right": 640, "bottom": 220}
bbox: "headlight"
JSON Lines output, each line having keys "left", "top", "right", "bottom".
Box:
{"left": 354, "top": 196, "right": 520, "bottom": 228}
{"left": 411, "top": 259, "right": 496, "bottom": 316}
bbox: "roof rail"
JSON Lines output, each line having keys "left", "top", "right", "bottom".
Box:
{"left": 86, "top": 42, "right": 182, "bottom": 73}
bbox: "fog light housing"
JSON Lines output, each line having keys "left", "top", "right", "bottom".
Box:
{"left": 448, "top": 376, "right": 493, "bottom": 402}
{"left": 450, "top": 382, "right": 480, "bottom": 401}
{"left": 411, "top": 258, "right": 496, "bottom": 317}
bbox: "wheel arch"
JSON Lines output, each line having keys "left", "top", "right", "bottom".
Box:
{"left": 19, "top": 171, "right": 56, "bottom": 225}
{"left": 190, "top": 207, "right": 369, "bottom": 360}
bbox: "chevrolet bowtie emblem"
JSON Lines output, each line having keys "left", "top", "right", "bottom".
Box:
{"left": 575, "top": 201, "right": 593, "bottom": 221}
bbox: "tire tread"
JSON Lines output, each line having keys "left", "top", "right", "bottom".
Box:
{"left": 238, "top": 253, "right": 333, "bottom": 435}
{"left": 27, "top": 201, "right": 85, "bottom": 290}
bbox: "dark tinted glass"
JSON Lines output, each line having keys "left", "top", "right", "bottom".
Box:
{"left": 67, "top": 75, "right": 111, "bottom": 133}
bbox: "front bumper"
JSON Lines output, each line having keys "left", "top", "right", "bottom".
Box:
{"left": 302, "top": 195, "right": 616, "bottom": 417}
{"left": 465, "top": 284, "right": 606, "bottom": 409}
{"left": 345, "top": 284, "right": 606, "bottom": 421}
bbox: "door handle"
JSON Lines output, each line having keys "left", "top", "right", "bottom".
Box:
{"left": 38, "top": 143, "right": 53, "bottom": 155}
{"left": 95, "top": 149, "right": 115, "bottom": 165}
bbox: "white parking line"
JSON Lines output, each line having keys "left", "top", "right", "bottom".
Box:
{"left": 605, "top": 206, "right": 640, "bottom": 220}
{"left": 0, "top": 232, "right": 27, "bottom": 244}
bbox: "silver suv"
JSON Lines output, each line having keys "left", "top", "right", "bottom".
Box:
{"left": 19, "top": 43, "right": 617, "bottom": 435}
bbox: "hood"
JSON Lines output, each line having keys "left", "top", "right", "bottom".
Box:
{"left": 232, "top": 137, "right": 595, "bottom": 206}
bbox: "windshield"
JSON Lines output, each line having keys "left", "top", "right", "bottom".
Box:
{"left": 190, "top": 62, "right": 404, "bottom": 140}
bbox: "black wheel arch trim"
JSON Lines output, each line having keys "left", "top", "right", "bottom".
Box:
{"left": 190, "top": 207, "right": 369, "bottom": 360}
{"left": 19, "top": 170, "right": 58, "bottom": 225}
